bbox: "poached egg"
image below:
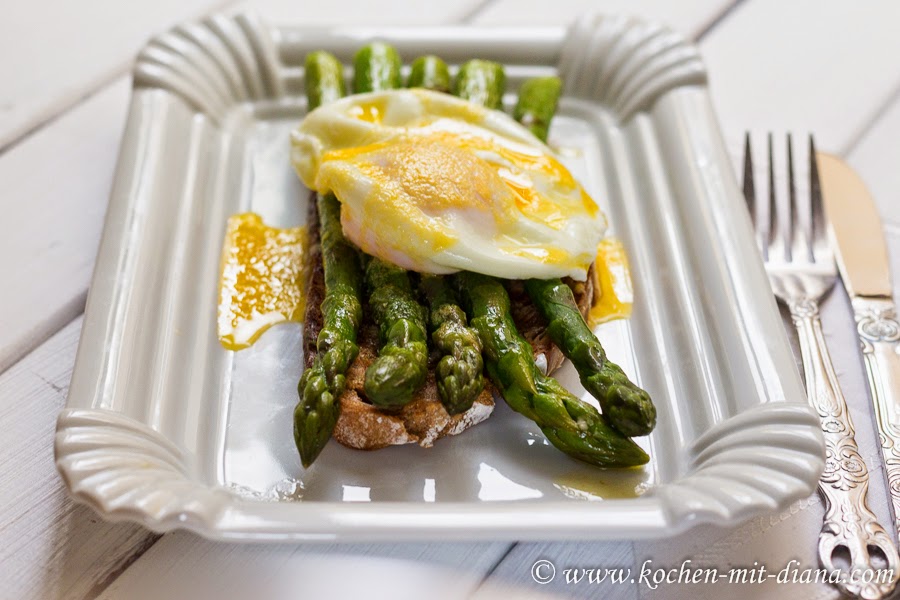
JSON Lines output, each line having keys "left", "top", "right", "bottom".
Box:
{"left": 291, "top": 89, "right": 604, "bottom": 281}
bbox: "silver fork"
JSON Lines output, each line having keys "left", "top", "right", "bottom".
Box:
{"left": 743, "top": 133, "right": 899, "bottom": 599}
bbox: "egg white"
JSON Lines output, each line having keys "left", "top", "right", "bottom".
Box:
{"left": 291, "top": 89, "right": 605, "bottom": 281}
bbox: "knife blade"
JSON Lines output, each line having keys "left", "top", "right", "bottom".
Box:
{"left": 817, "top": 151, "right": 900, "bottom": 534}
{"left": 817, "top": 153, "right": 892, "bottom": 298}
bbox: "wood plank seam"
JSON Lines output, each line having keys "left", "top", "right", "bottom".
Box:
{"left": 479, "top": 542, "right": 520, "bottom": 582}
{"left": 458, "top": 0, "right": 499, "bottom": 23}
{"left": 840, "top": 78, "right": 900, "bottom": 156}
{"left": 84, "top": 534, "right": 162, "bottom": 600}
{"left": 693, "top": 0, "right": 744, "bottom": 41}
{"left": 0, "top": 77, "right": 121, "bottom": 158}
{"left": 0, "top": 0, "right": 239, "bottom": 155}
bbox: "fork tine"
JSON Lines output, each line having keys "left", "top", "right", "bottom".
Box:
{"left": 742, "top": 132, "right": 754, "bottom": 211}
{"left": 767, "top": 133, "right": 788, "bottom": 261}
{"left": 809, "top": 135, "right": 830, "bottom": 262}
{"left": 741, "top": 133, "right": 763, "bottom": 256}
{"left": 787, "top": 133, "right": 796, "bottom": 255}
{"left": 787, "top": 134, "right": 812, "bottom": 263}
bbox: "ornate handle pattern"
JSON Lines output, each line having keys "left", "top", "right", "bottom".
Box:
{"left": 854, "top": 298, "right": 900, "bottom": 533}
{"left": 789, "top": 298, "right": 899, "bottom": 600}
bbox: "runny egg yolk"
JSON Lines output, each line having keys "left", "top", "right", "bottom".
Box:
{"left": 329, "top": 129, "right": 598, "bottom": 230}
{"left": 590, "top": 238, "right": 634, "bottom": 325}
{"left": 217, "top": 213, "right": 307, "bottom": 350}
{"left": 291, "top": 89, "right": 607, "bottom": 281}
{"left": 348, "top": 103, "right": 382, "bottom": 123}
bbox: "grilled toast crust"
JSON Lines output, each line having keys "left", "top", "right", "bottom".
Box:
{"left": 303, "top": 195, "right": 592, "bottom": 450}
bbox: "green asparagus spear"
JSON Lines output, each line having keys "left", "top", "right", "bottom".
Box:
{"left": 350, "top": 43, "right": 430, "bottom": 407}
{"left": 420, "top": 275, "right": 485, "bottom": 414}
{"left": 524, "top": 278, "right": 656, "bottom": 437}
{"left": 407, "top": 55, "right": 451, "bottom": 92}
{"left": 294, "top": 53, "right": 362, "bottom": 467}
{"left": 454, "top": 59, "right": 506, "bottom": 110}
{"left": 353, "top": 42, "right": 402, "bottom": 93}
{"left": 456, "top": 272, "right": 649, "bottom": 467}
{"left": 363, "top": 260, "right": 430, "bottom": 407}
{"left": 513, "top": 76, "right": 561, "bottom": 143}
{"left": 294, "top": 194, "right": 364, "bottom": 467}
{"left": 305, "top": 51, "right": 346, "bottom": 111}
{"left": 513, "top": 77, "right": 656, "bottom": 437}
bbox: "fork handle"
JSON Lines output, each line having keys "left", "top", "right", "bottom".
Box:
{"left": 853, "top": 297, "right": 900, "bottom": 534}
{"left": 789, "top": 298, "right": 899, "bottom": 600}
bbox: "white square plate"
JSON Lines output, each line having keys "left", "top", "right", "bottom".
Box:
{"left": 55, "top": 12, "right": 824, "bottom": 541}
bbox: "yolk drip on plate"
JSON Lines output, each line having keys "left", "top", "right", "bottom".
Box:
{"left": 218, "top": 213, "right": 307, "bottom": 350}
{"left": 589, "top": 237, "right": 634, "bottom": 325}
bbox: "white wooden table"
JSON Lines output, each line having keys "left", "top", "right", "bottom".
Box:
{"left": 4, "top": 1, "right": 900, "bottom": 598}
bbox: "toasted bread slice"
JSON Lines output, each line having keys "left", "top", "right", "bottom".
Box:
{"left": 303, "top": 195, "right": 593, "bottom": 450}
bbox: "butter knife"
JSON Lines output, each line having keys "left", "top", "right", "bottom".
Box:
{"left": 817, "top": 152, "right": 900, "bottom": 534}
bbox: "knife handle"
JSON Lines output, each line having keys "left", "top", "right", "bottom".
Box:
{"left": 854, "top": 297, "right": 900, "bottom": 532}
